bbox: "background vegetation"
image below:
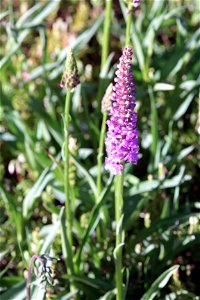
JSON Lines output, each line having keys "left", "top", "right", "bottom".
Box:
{"left": 0, "top": 0, "right": 200, "bottom": 299}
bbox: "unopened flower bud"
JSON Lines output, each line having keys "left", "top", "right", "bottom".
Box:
{"left": 60, "top": 48, "right": 80, "bottom": 91}
{"left": 101, "top": 83, "right": 113, "bottom": 113}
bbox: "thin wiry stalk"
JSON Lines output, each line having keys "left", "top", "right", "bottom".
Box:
{"left": 64, "top": 90, "right": 73, "bottom": 248}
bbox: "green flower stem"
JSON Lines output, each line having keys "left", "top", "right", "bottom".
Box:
{"left": 148, "top": 85, "right": 158, "bottom": 171}
{"left": 61, "top": 90, "right": 75, "bottom": 293}
{"left": 96, "top": 112, "right": 108, "bottom": 241}
{"left": 64, "top": 89, "right": 73, "bottom": 256}
{"left": 125, "top": 8, "right": 132, "bottom": 46}
{"left": 101, "top": 0, "right": 112, "bottom": 69}
{"left": 97, "top": 112, "right": 108, "bottom": 198}
{"left": 95, "top": 0, "right": 112, "bottom": 239}
{"left": 115, "top": 173, "right": 124, "bottom": 300}
{"left": 97, "top": 0, "right": 112, "bottom": 185}
{"left": 61, "top": 217, "right": 74, "bottom": 271}
{"left": 97, "top": 0, "right": 112, "bottom": 109}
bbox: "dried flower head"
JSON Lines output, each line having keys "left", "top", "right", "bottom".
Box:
{"left": 101, "top": 83, "right": 113, "bottom": 113}
{"left": 27, "top": 254, "right": 59, "bottom": 300}
{"left": 60, "top": 48, "right": 80, "bottom": 91}
{"left": 105, "top": 47, "right": 139, "bottom": 175}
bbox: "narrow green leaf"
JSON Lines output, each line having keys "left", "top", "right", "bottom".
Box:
{"left": 131, "top": 23, "right": 146, "bottom": 75}
{"left": 62, "top": 274, "right": 112, "bottom": 291}
{"left": 100, "top": 52, "right": 115, "bottom": 78}
{"left": 173, "top": 93, "right": 194, "bottom": 121}
{"left": 71, "top": 13, "right": 104, "bottom": 54}
{"left": 0, "top": 281, "right": 26, "bottom": 300}
{"left": 0, "top": 258, "right": 14, "bottom": 278}
{"left": 16, "top": 3, "right": 42, "bottom": 27}
{"left": 23, "top": 168, "right": 54, "bottom": 218}
{"left": 154, "top": 83, "right": 175, "bottom": 91}
{"left": 128, "top": 180, "right": 159, "bottom": 196}
{"left": 165, "top": 289, "right": 200, "bottom": 300}
{"left": 133, "top": 213, "right": 200, "bottom": 246}
{"left": 116, "top": 214, "right": 124, "bottom": 236}
{"left": 70, "top": 154, "right": 97, "bottom": 198}
{"left": 31, "top": 285, "right": 46, "bottom": 300}
{"left": 113, "top": 243, "right": 124, "bottom": 260}
{"left": 166, "top": 146, "right": 194, "bottom": 165}
{"left": 98, "top": 289, "right": 116, "bottom": 300}
{"left": 0, "top": 250, "right": 9, "bottom": 261}
{"left": 161, "top": 198, "right": 170, "bottom": 219}
{"left": 148, "top": 85, "right": 159, "bottom": 170}
{"left": 61, "top": 290, "right": 79, "bottom": 300}
{"left": 1, "top": 1, "right": 60, "bottom": 68}
{"left": 39, "top": 209, "right": 63, "bottom": 254}
{"left": 144, "top": 13, "right": 165, "bottom": 59}
{"left": 120, "top": 0, "right": 146, "bottom": 77}
{"left": 29, "top": 13, "right": 104, "bottom": 80}
{"left": 141, "top": 265, "right": 179, "bottom": 300}
{"left": 0, "top": 11, "right": 8, "bottom": 20}
{"left": 149, "top": 0, "right": 165, "bottom": 18}
{"left": 0, "top": 188, "right": 24, "bottom": 242}
{"left": 60, "top": 207, "right": 74, "bottom": 274}
{"left": 75, "top": 176, "right": 114, "bottom": 268}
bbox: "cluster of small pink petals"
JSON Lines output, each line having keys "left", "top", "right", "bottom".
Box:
{"left": 125, "top": 0, "right": 141, "bottom": 12}
{"left": 105, "top": 47, "right": 139, "bottom": 175}
{"left": 132, "top": 0, "right": 141, "bottom": 8}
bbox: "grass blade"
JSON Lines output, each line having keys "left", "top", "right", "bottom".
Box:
{"left": 23, "top": 168, "right": 54, "bottom": 218}
{"left": 141, "top": 265, "right": 179, "bottom": 300}
{"left": 70, "top": 154, "right": 97, "bottom": 198}
{"left": 75, "top": 176, "right": 114, "bottom": 269}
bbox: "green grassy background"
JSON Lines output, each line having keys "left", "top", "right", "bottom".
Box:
{"left": 0, "top": 0, "right": 200, "bottom": 299}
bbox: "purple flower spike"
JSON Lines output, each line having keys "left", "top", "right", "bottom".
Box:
{"left": 105, "top": 47, "right": 139, "bottom": 175}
